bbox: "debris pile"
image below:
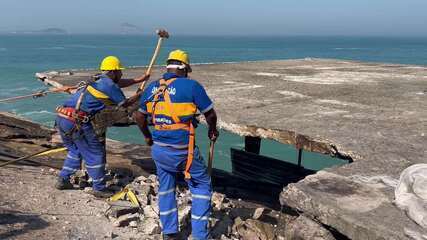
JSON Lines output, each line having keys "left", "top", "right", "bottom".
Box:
{"left": 103, "top": 174, "right": 287, "bottom": 239}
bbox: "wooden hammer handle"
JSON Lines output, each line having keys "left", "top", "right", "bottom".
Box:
{"left": 139, "top": 37, "right": 164, "bottom": 91}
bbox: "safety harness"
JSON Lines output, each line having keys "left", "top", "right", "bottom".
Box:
{"left": 56, "top": 106, "right": 90, "bottom": 123}
{"left": 151, "top": 78, "right": 196, "bottom": 179}
{"left": 56, "top": 80, "right": 94, "bottom": 129}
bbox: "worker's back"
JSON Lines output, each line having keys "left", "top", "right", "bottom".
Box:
{"left": 140, "top": 72, "right": 213, "bottom": 149}
{"left": 63, "top": 75, "right": 125, "bottom": 115}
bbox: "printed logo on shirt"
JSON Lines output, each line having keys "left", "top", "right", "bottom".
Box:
{"left": 156, "top": 117, "right": 172, "bottom": 124}
{"left": 151, "top": 87, "right": 176, "bottom": 95}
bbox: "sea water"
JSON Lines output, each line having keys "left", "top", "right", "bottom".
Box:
{"left": 1, "top": 35, "right": 426, "bottom": 171}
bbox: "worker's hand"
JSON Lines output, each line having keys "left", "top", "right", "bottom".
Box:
{"left": 145, "top": 137, "right": 154, "bottom": 146}
{"left": 51, "top": 86, "right": 74, "bottom": 94}
{"left": 208, "top": 128, "right": 219, "bottom": 142}
{"left": 136, "top": 73, "right": 150, "bottom": 83}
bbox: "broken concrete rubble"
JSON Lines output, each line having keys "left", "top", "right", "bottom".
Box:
{"left": 104, "top": 172, "right": 295, "bottom": 239}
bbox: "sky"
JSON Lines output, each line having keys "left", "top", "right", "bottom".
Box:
{"left": 0, "top": 0, "right": 426, "bottom": 36}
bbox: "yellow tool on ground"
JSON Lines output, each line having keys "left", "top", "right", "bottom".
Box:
{"left": 0, "top": 147, "right": 67, "bottom": 168}
{"left": 108, "top": 186, "right": 140, "bottom": 207}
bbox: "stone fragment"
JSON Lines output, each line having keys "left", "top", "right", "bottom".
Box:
{"left": 134, "top": 183, "right": 154, "bottom": 197}
{"left": 252, "top": 208, "right": 265, "bottom": 220}
{"left": 147, "top": 174, "right": 158, "bottom": 183}
{"left": 112, "top": 213, "right": 140, "bottom": 227}
{"left": 230, "top": 208, "right": 254, "bottom": 220}
{"left": 135, "top": 175, "right": 147, "bottom": 183}
{"left": 129, "top": 221, "right": 138, "bottom": 228}
{"left": 210, "top": 212, "right": 234, "bottom": 239}
{"left": 232, "top": 218, "right": 274, "bottom": 240}
{"left": 136, "top": 194, "right": 148, "bottom": 208}
{"left": 178, "top": 205, "right": 191, "bottom": 229}
{"left": 212, "top": 192, "right": 226, "bottom": 210}
{"left": 284, "top": 215, "right": 336, "bottom": 240}
{"left": 138, "top": 217, "right": 161, "bottom": 235}
{"left": 149, "top": 194, "right": 158, "bottom": 206}
{"left": 143, "top": 205, "right": 158, "bottom": 219}
{"left": 220, "top": 235, "right": 230, "bottom": 240}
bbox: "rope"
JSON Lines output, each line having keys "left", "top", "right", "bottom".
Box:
{"left": 0, "top": 90, "right": 53, "bottom": 103}
{"left": 0, "top": 78, "right": 93, "bottom": 104}
{"left": 0, "top": 147, "right": 67, "bottom": 168}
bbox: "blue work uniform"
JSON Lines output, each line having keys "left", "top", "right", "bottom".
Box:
{"left": 139, "top": 73, "right": 214, "bottom": 239}
{"left": 57, "top": 75, "right": 126, "bottom": 191}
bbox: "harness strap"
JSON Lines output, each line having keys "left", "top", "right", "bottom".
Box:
{"left": 184, "top": 123, "right": 195, "bottom": 179}
{"left": 152, "top": 78, "right": 177, "bottom": 125}
{"left": 56, "top": 107, "right": 90, "bottom": 123}
{"left": 86, "top": 85, "right": 114, "bottom": 106}
{"left": 151, "top": 78, "right": 195, "bottom": 179}
{"left": 154, "top": 123, "right": 190, "bottom": 131}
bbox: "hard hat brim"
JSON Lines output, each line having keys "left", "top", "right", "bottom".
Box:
{"left": 100, "top": 67, "right": 126, "bottom": 71}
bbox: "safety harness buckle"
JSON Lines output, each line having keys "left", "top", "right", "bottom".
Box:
{"left": 81, "top": 115, "right": 90, "bottom": 123}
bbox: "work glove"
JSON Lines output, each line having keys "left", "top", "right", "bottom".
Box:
{"left": 208, "top": 128, "right": 219, "bottom": 142}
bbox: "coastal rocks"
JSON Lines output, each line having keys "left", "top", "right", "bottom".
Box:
{"left": 284, "top": 215, "right": 336, "bottom": 240}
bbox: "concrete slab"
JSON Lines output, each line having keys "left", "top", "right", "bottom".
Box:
{"left": 36, "top": 58, "right": 427, "bottom": 239}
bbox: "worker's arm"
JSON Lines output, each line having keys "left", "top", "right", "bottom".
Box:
{"left": 204, "top": 108, "right": 219, "bottom": 142}
{"left": 49, "top": 85, "right": 77, "bottom": 94}
{"left": 117, "top": 74, "right": 150, "bottom": 88}
{"left": 120, "top": 91, "right": 143, "bottom": 108}
{"left": 134, "top": 111, "right": 153, "bottom": 146}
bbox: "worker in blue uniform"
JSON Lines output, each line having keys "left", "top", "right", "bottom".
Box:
{"left": 134, "top": 50, "right": 219, "bottom": 240}
{"left": 55, "top": 56, "right": 149, "bottom": 198}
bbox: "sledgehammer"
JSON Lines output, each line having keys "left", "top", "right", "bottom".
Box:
{"left": 138, "top": 29, "right": 169, "bottom": 92}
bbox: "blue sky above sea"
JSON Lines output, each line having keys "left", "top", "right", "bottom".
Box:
{"left": 1, "top": 0, "right": 427, "bottom": 37}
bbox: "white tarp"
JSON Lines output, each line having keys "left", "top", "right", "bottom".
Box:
{"left": 395, "top": 164, "right": 427, "bottom": 230}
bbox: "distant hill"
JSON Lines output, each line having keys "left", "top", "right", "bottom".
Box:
{"left": 37, "top": 28, "right": 68, "bottom": 34}
{"left": 120, "top": 22, "right": 143, "bottom": 35}
{"left": 11, "top": 28, "right": 68, "bottom": 35}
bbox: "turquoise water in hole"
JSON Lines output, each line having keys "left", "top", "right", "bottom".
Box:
{"left": 108, "top": 124, "right": 347, "bottom": 172}
{"left": 2, "top": 35, "right": 426, "bottom": 171}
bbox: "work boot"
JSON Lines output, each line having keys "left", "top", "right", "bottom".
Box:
{"left": 92, "top": 188, "right": 115, "bottom": 199}
{"left": 55, "top": 177, "right": 74, "bottom": 190}
{"left": 163, "top": 233, "right": 180, "bottom": 240}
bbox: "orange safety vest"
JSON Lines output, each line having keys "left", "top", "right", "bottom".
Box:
{"left": 150, "top": 78, "right": 196, "bottom": 179}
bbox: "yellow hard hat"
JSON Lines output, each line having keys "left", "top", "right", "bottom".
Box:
{"left": 167, "top": 50, "right": 192, "bottom": 72}
{"left": 100, "top": 56, "right": 125, "bottom": 71}
{"left": 167, "top": 49, "right": 190, "bottom": 65}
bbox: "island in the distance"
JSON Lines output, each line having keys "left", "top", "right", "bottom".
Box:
{"left": 11, "top": 28, "right": 68, "bottom": 35}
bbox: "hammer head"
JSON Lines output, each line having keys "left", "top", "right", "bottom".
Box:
{"left": 156, "top": 29, "right": 169, "bottom": 39}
